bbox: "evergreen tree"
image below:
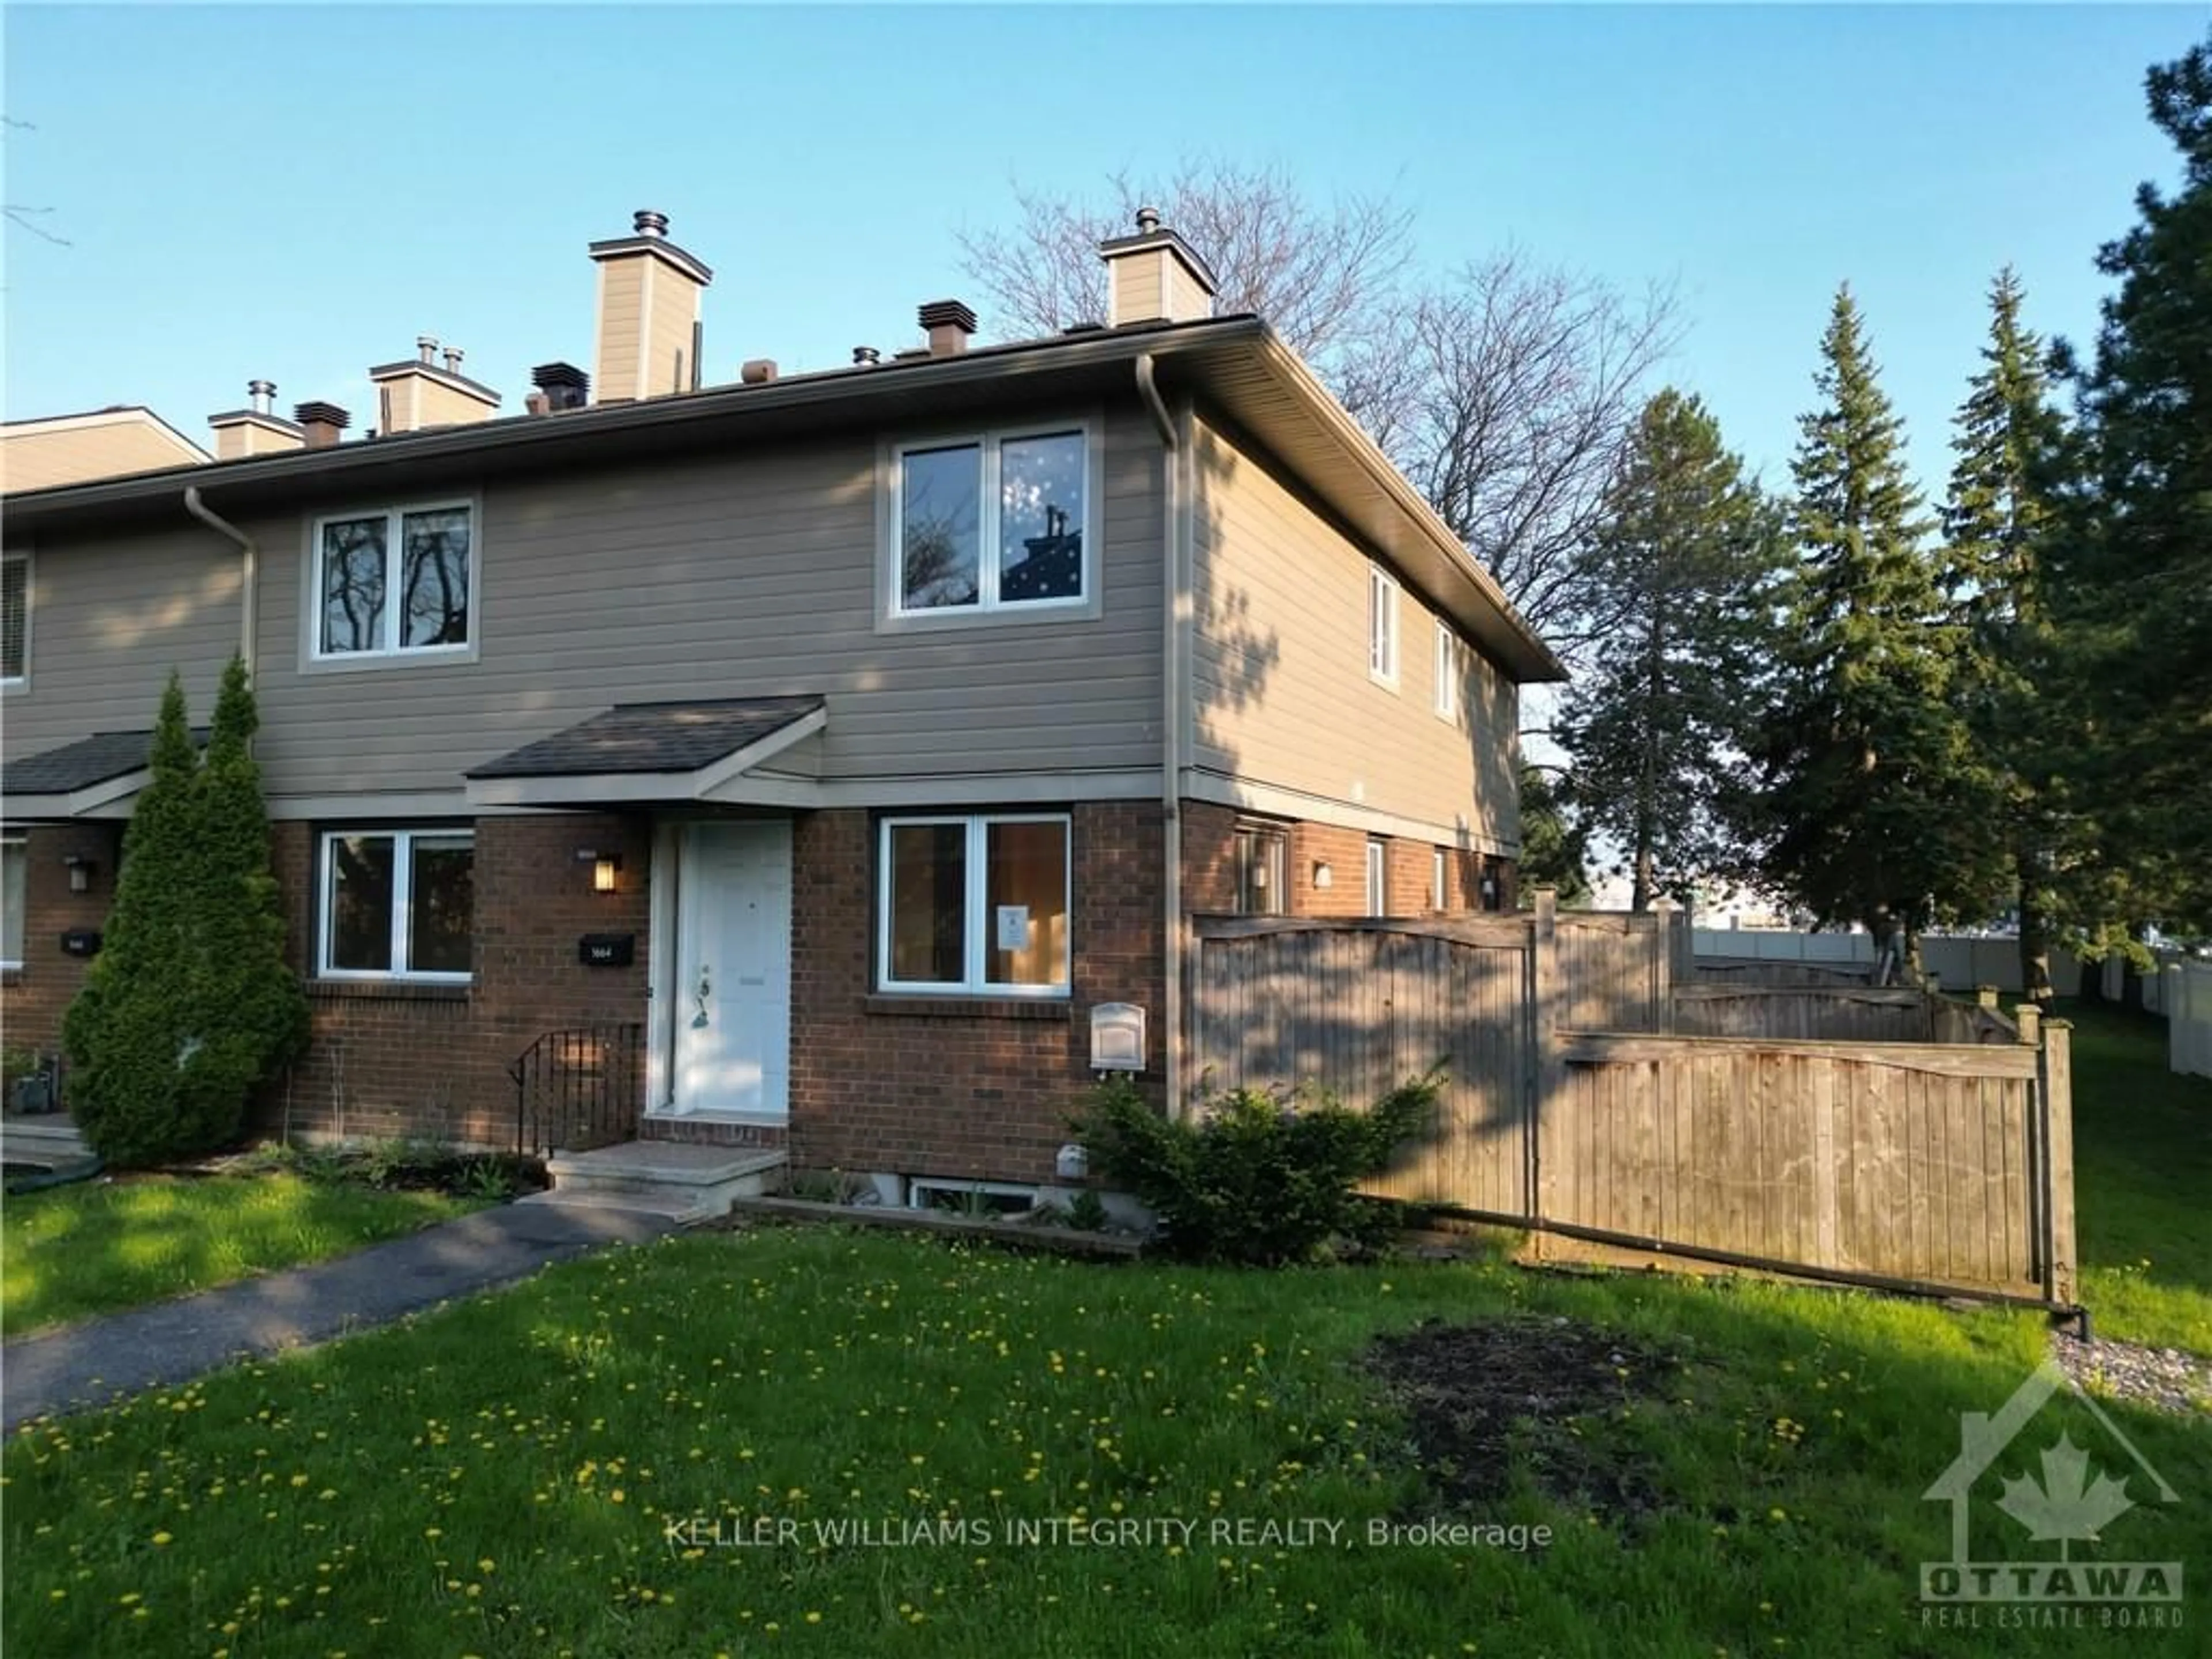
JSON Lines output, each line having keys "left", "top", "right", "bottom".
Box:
{"left": 63, "top": 659, "right": 306, "bottom": 1166}
{"left": 1941, "top": 269, "right": 2073, "bottom": 998}
{"left": 1558, "top": 389, "right": 1782, "bottom": 909}
{"left": 2050, "top": 29, "right": 2212, "bottom": 939}
{"left": 1516, "top": 763, "right": 1591, "bottom": 904}
{"left": 1753, "top": 286, "right": 2007, "bottom": 940}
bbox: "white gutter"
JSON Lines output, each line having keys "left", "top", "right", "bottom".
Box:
{"left": 1137, "top": 353, "right": 1186, "bottom": 1116}
{"left": 183, "top": 486, "right": 256, "bottom": 675}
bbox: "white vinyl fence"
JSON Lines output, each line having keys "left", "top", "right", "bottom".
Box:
{"left": 2169, "top": 963, "right": 2212, "bottom": 1080}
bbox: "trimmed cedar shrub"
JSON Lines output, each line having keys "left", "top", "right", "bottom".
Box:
{"left": 64, "top": 660, "right": 309, "bottom": 1167}
{"left": 1077, "top": 1070, "right": 1440, "bottom": 1265}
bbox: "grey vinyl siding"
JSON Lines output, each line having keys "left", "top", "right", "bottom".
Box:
{"left": 0, "top": 527, "right": 239, "bottom": 744}
{"left": 8, "top": 402, "right": 1166, "bottom": 803}
{"left": 1190, "top": 412, "right": 1520, "bottom": 849}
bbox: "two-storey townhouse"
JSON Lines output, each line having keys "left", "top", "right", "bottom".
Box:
{"left": 0, "top": 209, "right": 1564, "bottom": 1201}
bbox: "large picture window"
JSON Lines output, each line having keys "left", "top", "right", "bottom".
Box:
{"left": 313, "top": 502, "right": 474, "bottom": 660}
{"left": 319, "top": 828, "right": 474, "bottom": 980}
{"left": 880, "top": 813, "right": 1070, "bottom": 995}
{"left": 893, "top": 428, "right": 1089, "bottom": 616}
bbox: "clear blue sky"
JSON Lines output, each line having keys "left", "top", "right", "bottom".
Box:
{"left": 3, "top": 5, "right": 2194, "bottom": 498}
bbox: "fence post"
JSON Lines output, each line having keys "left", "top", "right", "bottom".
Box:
{"left": 1650, "top": 896, "right": 1675, "bottom": 1033}
{"left": 1529, "top": 888, "right": 1560, "bottom": 1237}
{"left": 2040, "top": 1018, "right": 2076, "bottom": 1307}
{"left": 1976, "top": 986, "right": 1998, "bottom": 1010}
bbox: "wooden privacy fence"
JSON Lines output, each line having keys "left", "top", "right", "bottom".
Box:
{"left": 1187, "top": 895, "right": 2078, "bottom": 1309}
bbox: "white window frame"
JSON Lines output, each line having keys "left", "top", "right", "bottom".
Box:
{"left": 1434, "top": 620, "right": 1465, "bottom": 724}
{"left": 306, "top": 498, "right": 479, "bottom": 668}
{"left": 1368, "top": 565, "right": 1400, "bottom": 688}
{"left": 1, "top": 834, "right": 25, "bottom": 968}
{"left": 877, "top": 812, "right": 1072, "bottom": 998}
{"left": 1365, "top": 838, "right": 1388, "bottom": 916}
{"left": 316, "top": 827, "right": 474, "bottom": 983}
{"left": 1432, "top": 846, "right": 1449, "bottom": 912}
{"left": 882, "top": 422, "right": 1100, "bottom": 628}
{"left": 1, "top": 552, "right": 29, "bottom": 688}
{"left": 1232, "top": 820, "right": 1289, "bottom": 917}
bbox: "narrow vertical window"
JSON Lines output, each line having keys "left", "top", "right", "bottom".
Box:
{"left": 1, "top": 556, "right": 28, "bottom": 683}
{"left": 1365, "top": 839, "right": 1388, "bottom": 915}
{"left": 1433, "top": 846, "right": 1449, "bottom": 911}
{"left": 1368, "top": 566, "right": 1399, "bottom": 685}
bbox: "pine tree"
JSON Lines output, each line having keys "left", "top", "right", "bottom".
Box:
{"left": 1754, "top": 286, "right": 2007, "bottom": 940}
{"left": 63, "top": 659, "right": 306, "bottom": 1166}
{"left": 1941, "top": 269, "right": 2073, "bottom": 998}
{"left": 1558, "top": 389, "right": 1782, "bottom": 909}
{"left": 2051, "top": 29, "right": 2212, "bottom": 939}
{"left": 1516, "top": 763, "right": 1591, "bottom": 904}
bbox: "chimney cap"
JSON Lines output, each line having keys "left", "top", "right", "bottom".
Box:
{"left": 1134, "top": 204, "right": 1162, "bottom": 233}
{"left": 294, "top": 400, "right": 351, "bottom": 429}
{"left": 633, "top": 209, "right": 669, "bottom": 238}
{"left": 416, "top": 334, "right": 439, "bottom": 363}
{"left": 918, "top": 298, "right": 978, "bottom": 336}
{"left": 531, "top": 361, "right": 590, "bottom": 391}
{"left": 852, "top": 346, "right": 881, "bottom": 366}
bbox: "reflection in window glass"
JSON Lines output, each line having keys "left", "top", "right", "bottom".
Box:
{"left": 901, "top": 446, "right": 981, "bottom": 609}
{"left": 998, "top": 431, "right": 1085, "bottom": 603}
{"left": 400, "top": 509, "right": 471, "bottom": 647}
{"left": 329, "top": 834, "right": 396, "bottom": 971}
{"left": 889, "top": 822, "right": 967, "bottom": 983}
{"left": 408, "top": 835, "right": 475, "bottom": 974}
{"left": 1, "top": 838, "right": 25, "bottom": 964}
{"left": 320, "top": 518, "right": 388, "bottom": 654}
{"left": 986, "top": 820, "right": 1069, "bottom": 988}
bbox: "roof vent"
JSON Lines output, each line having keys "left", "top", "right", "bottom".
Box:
{"left": 416, "top": 334, "right": 439, "bottom": 364}
{"left": 740, "top": 358, "right": 778, "bottom": 385}
{"left": 852, "top": 346, "right": 880, "bottom": 366}
{"left": 633, "top": 209, "right": 670, "bottom": 238}
{"left": 248, "top": 378, "right": 277, "bottom": 414}
{"left": 294, "top": 401, "right": 351, "bottom": 450}
{"left": 1063, "top": 321, "right": 1107, "bottom": 335}
{"left": 1134, "top": 204, "right": 1162, "bottom": 234}
{"left": 442, "top": 346, "right": 465, "bottom": 374}
{"left": 919, "top": 298, "right": 978, "bottom": 357}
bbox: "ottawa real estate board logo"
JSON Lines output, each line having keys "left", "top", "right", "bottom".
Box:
{"left": 1921, "top": 1361, "right": 2184, "bottom": 1627}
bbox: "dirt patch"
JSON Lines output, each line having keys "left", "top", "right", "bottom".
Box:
{"left": 1366, "top": 1315, "right": 1684, "bottom": 1521}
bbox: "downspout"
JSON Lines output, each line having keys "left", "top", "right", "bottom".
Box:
{"left": 184, "top": 486, "right": 256, "bottom": 676}
{"left": 1136, "top": 354, "right": 1185, "bottom": 1117}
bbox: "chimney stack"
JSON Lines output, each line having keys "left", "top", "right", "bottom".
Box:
{"left": 919, "top": 299, "right": 978, "bottom": 357}
{"left": 209, "top": 380, "right": 304, "bottom": 460}
{"left": 295, "top": 401, "right": 350, "bottom": 450}
{"left": 369, "top": 336, "right": 500, "bottom": 435}
{"left": 1099, "top": 207, "right": 1217, "bottom": 329}
{"left": 531, "top": 361, "right": 591, "bottom": 412}
{"left": 588, "top": 208, "right": 713, "bottom": 404}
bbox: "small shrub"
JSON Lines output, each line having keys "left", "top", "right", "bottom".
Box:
{"left": 1075, "top": 1071, "right": 1440, "bottom": 1266}
{"left": 455, "top": 1156, "right": 516, "bottom": 1203}
{"left": 1066, "top": 1188, "right": 1111, "bottom": 1233}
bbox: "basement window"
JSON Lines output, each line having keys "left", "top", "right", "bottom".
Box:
{"left": 884, "top": 425, "right": 1097, "bottom": 624}
{"left": 319, "top": 828, "right": 474, "bottom": 980}
{"left": 878, "top": 813, "right": 1070, "bottom": 996}
{"left": 310, "top": 501, "right": 475, "bottom": 662}
{"left": 908, "top": 1178, "right": 1037, "bottom": 1218}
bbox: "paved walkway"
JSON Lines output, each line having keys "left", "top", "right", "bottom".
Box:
{"left": 2, "top": 1203, "right": 673, "bottom": 1430}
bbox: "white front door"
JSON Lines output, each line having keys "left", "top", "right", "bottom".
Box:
{"left": 672, "top": 821, "right": 792, "bottom": 1118}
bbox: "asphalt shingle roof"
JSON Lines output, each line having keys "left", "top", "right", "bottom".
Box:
{"left": 2, "top": 728, "right": 206, "bottom": 798}
{"left": 464, "top": 696, "right": 824, "bottom": 781}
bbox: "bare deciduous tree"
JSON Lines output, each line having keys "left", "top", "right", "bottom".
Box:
{"left": 959, "top": 161, "right": 1680, "bottom": 666}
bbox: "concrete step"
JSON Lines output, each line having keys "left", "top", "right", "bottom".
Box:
{"left": 0, "top": 1116, "right": 93, "bottom": 1166}
{"left": 517, "top": 1187, "right": 714, "bottom": 1225}
{"left": 539, "top": 1142, "right": 785, "bottom": 1221}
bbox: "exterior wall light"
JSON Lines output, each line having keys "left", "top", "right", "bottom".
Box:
{"left": 1311, "top": 860, "right": 1333, "bottom": 891}
{"left": 575, "top": 848, "right": 623, "bottom": 893}
{"left": 62, "top": 854, "right": 95, "bottom": 893}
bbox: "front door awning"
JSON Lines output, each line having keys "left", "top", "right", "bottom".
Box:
{"left": 1, "top": 726, "right": 207, "bottom": 820}
{"left": 463, "top": 695, "right": 827, "bottom": 809}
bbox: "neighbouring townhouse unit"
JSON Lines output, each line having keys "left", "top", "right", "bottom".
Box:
{"left": 0, "top": 209, "right": 1563, "bottom": 1201}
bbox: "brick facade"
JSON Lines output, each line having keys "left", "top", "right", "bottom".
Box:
{"left": 1, "top": 821, "right": 124, "bottom": 1064}
{"left": 1178, "top": 802, "right": 1515, "bottom": 921}
{"left": 787, "top": 802, "right": 1166, "bottom": 1185}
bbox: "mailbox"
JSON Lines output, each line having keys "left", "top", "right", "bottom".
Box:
{"left": 578, "top": 933, "right": 635, "bottom": 968}
{"left": 59, "top": 929, "right": 102, "bottom": 959}
{"left": 1088, "top": 1002, "right": 1146, "bottom": 1072}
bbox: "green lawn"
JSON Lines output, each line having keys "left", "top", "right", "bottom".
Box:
{"left": 5, "top": 1224, "right": 2206, "bottom": 1658}
{"left": 2, "top": 1173, "right": 475, "bottom": 1335}
{"left": 2062, "top": 1002, "right": 2212, "bottom": 1353}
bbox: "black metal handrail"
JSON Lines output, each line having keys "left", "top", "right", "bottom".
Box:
{"left": 510, "top": 1023, "right": 644, "bottom": 1156}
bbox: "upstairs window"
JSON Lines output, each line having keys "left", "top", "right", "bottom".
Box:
{"left": 1434, "top": 621, "right": 1467, "bottom": 723}
{"left": 313, "top": 502, "right": 474, "bottom": 660}
{"left": 1, "top": 555, "right": 27, "bottom": 684}
{"left": 1368, "top": 565, "right": 1399, "bottom": 686}
{"left": 894, "top": 428, "right": 1089, "bottom": 616}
